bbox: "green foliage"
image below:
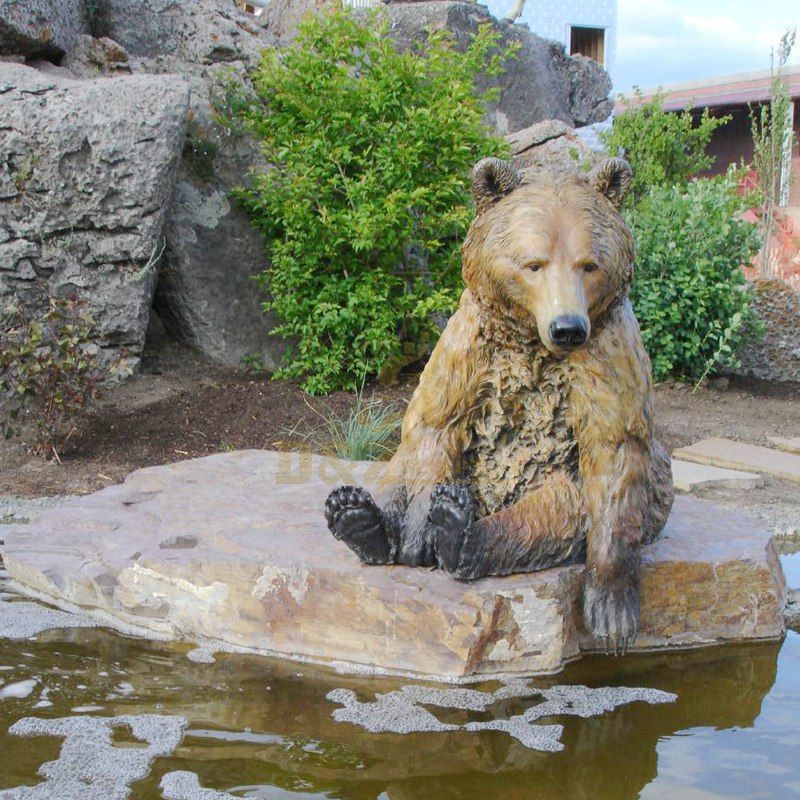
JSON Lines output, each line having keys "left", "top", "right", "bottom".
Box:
{"left": 626, "top": 174, "right": 762, "bottom": 382}
{"left": 299, "top": 386, "right": 402, "bottom": 461}
{"left": 183, "top": 116, "right": 219, "bottom": 183}
{"left": 0, "top": 299, "right": 102, "bottom": 458}
{"left": 223, "top": 7, "right": 515, "bottom": 393}
{"left": 601, "top": 90, "right": 730, "bottom": 204}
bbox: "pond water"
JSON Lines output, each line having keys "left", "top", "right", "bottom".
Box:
{"left": 0, "top": 556, "right": 798, "bottom": 799}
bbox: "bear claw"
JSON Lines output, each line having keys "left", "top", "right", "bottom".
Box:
{"left": 583, "top": 580, "right": 640, "bottom": 656}
{"left": 324, "top": 485, "right": 391, "bottom": 565}
{"left": 429, "top": 483, "right": 477, "bottom": 578}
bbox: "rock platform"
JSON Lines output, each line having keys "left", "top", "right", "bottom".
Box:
{"left": 0, "top": 451, "right": 787, "bottom": 680}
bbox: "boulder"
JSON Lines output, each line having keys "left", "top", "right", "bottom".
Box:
{"left": 0, "top": 0, "right": 84, "bottom": 59}
{"left": 566, "top": 54, "right": 614, "bottom": 126}
{"left": 62, "top": 34, "right": 131, "bottom": 77}
{"left": 0, "top": 63, "right": 189, "bottom": 367}
{"left": 0, "top": 450, "right": 787, "bottom": 680}
{"left": 379, "top": 1, "right": 613, "bottom": 133}
{"left": 506, "top": 119, "right": 601, "bottom": 173}
{"left": 259, "top": 0, "right": 335, "bottom": 44}
{"left": 99, "top": 0, "right": 267, "bottom": 70}
{"left": 87, "top": 0, "right": 284, "bottom": 368}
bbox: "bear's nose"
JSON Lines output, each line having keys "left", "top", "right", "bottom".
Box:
{"left": 549, "top": 315, "right": 588, "bottom": 348}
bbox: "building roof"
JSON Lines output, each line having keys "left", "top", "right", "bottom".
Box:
{"left": 616, "top": 63, "right": 800, "bottom": 113}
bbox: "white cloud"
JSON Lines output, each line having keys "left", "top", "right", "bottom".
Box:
{"left": 614, "top": 0, "right": 798, "bottom": 92}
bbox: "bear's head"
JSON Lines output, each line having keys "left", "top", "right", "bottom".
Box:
{"left": 462, "top": 157, "right": 634, "bottom": 354}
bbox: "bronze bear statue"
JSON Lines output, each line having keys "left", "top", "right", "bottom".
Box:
{"left": 324, "top": 157, "right": 674, "bottom": 653}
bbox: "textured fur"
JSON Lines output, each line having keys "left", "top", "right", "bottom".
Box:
{"left": 325, "top": 158, "right": 674, "bottom": 650}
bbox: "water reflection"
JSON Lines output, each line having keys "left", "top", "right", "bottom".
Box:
{"left": 1, "top": 626, "right": 793, "bottom": 800}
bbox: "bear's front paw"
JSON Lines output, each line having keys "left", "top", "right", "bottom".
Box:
{"left": 324, "top": 486, "right": 391, "bottom": 565}
{"left": 429, "top": 483, "right": 480, "bottom": 579}
{"left": 583, "top": 580, "right": 640, "bottom": 656}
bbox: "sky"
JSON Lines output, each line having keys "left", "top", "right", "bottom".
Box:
{"left": 614, "top": 0, "right": 799, "bottom": 94}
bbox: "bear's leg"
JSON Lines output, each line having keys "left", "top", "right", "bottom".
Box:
{"left": 393, "top": 489, "right": 439, "bottom": 567}
{"left": 431, "top": 472, "right": 585, "bottom": 580}
{"left": 581, "top": 439, "right": 673, "bottom": 655}
{"left": 324, "top": 485, "right": 395, "bottom": 565}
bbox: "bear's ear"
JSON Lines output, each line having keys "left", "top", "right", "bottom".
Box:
{"left": 589, "top": 158, "right": 632, "bottom": 208}
{"left": 471, "top": 158, "right": 521, "bottom": 214}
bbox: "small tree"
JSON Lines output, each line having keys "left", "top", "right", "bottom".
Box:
{"left": 600, "top": 89, "right": 729, "bottom": 204}
{"left": 750, "top": 28, "right": 797, "bottom": 275}
{"left": 0, "top": 299, "right": 102, "bottom": 458}
{"left": 222, "top": 7, "right": 515, "bottom": 394}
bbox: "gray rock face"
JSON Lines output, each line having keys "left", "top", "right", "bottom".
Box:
{"left": 506, "top": 119, "right": 602, "bottom": 173}
{"left": 258, "top": 0, "right": 335, "bottom": 45}
{"left": 0, "top": 63, "right": 189, "bottom": 366}
{"left": 156, "top": 132, "right": 284, "bottom": 368}
{"left": 99, "top": 0, "right": 268, "bottom": 71}
{"left": 62, "top": 34, "right": 131, "bottom": 78}
{"left": 379, "top": 1, "right": 613, "bottom": 133}
{"left": 0, "top": 0, "right": 84, "bottom": 59}
{"left": 89, "top": 0, "right": 284, "bottom": 368}
{"left": 566, "top": 54, "right": 614, "bottom": 126}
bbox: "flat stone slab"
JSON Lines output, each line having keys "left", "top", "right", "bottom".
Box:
{"left": 673, "top": 437, "right": 800, "bottom": 483}
{"left": 671, "top": 459, "right": 763, "bottom": 492}
{"left": 0, "top": 451, "right": 787, "bottom": 680}
{"left": 768, "top": 436, "right": 800, "bottom": 456}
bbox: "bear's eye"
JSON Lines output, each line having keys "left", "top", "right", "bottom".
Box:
{"left": 582, "top": 262, "right": 600, "bottom": 273}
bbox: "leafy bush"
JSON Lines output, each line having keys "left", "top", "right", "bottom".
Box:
{"left": 222, "top": 8, "right": 514, "bottom": 393}
{"left": 0, "top": 299, "right": 102, "bottom": 458}
{"left": 626, "top": 174, "right": 762, "bottom": 382}
{"left": 601, "top": 90, "right": 729, "bottom": 204}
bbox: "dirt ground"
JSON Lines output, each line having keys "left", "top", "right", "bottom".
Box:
{"left": 1, "top": 341, "right": 798, "bottom": 532}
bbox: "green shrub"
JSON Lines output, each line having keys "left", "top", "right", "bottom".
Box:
{"left": 626, "top": 174, "right": 762, "bottom": 383}
{"left": 601, "top": 90, "right": 730, "bottom": 204}
{"left": 222, "top": 7, "right": 515, "bottom": 394}
{"left": 0, "top": 299, "right": 103, "bottom": 458}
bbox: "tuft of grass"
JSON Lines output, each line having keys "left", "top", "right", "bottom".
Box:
{"left": 298, "top": 387, "right": 402, "bottom": 462}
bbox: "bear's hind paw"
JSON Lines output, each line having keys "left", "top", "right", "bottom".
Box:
{"left": 429, "top": 483, "right": 479, "bottom": 579}
{"left": 583, "top": 581, "right": 640, "bottom": 656}
{"left": 324, "top": 486, "right": 391, "bottom": 565}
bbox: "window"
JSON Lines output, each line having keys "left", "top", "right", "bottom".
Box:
{"left": 569, "top": 26, "right": 605, "bottom": 66}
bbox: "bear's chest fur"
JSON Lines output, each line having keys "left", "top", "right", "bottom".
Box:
{"left": 461, "top": 340, "right": 577, "bottom": 519}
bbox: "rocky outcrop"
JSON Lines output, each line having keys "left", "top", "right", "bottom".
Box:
{"left": 379, "top": 1, "right": 613, "bottom": 133}
{"left": 259, "top": 0, "right": 334, "bottom": 45}
{"left": 506, "top": 119, "right": 602, "bottom": 173}
{"left": 98, "top": 0, "right": 268, "bottom": 71}
{"left": 0, "top": 451, "right": 787, "bottom": 679}
{"left": 0, "top": 63, "right": 189, "bottom": 367}
{"left": 1, "top": 0, "right": 613, "bottom": 374}
{"left": 567, "top": 54, "right": 614, "bottom": 126}
{"left": 89, "top": 0, "right": 285, "bottom": 368}
{"left": 0, "top": 0, "right": 83, "bottom": 59}
{"left": 736, "top": 279, "right": 800, "bottom": 384}
{"left": 62, "top": 34, "right": 131, "bottom": 77}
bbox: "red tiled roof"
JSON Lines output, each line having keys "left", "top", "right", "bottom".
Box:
{"left": 617, "top": 64, "right": 800, "bottom": 112}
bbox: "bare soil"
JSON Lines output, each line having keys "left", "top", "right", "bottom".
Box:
{"left": 1, "top": 342, "right": 798, "bottom": 532}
